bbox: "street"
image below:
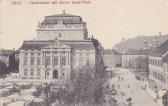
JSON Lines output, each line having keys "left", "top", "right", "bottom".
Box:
{"left": 109, "top": 69, "right": 160, "bottom": 106}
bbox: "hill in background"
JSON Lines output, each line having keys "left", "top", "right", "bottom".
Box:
{"left": 113, "top": 34, "right": 168, "bottom": 53}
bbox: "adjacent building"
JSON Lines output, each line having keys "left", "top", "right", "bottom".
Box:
{"left": 0, "top": 49, "right": 15, "bottom": 67}
{"left": 19, "top": 12, "right": 102, "bottom": 82}
{"left": 149, "top": 40, "right": 168, "bottom": 92}
{"left": 122, "top": 49, "right": 150, "bottom": 80}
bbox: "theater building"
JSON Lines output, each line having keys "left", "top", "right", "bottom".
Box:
{"left": 19, "top": 12, "right": 102, "bottom": 82}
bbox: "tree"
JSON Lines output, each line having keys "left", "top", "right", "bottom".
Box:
{"left": 94, "top": 59, "right": 107, "bottom": 103}
{"left": 44, "top": 61, "right": 106, "bottom": 105}
{"left": 71, "top": 65, "right": 95, "bottom": 105}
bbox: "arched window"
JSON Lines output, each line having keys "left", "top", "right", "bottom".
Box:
{"left": 54, "top": 57, "right": 58, "bottom": 65}
{"left": 37, "top": 69, "right": 40, "bottom": 76}
{"left": 61, "top": 57, "right": 66, "bottom": 66}
{"left": 24, "top": 69, "right": 27, "bottom": 76}
{"left": 45, "top": 69, "right": 50, "bottom": 79}
{"left": 30, "top": 69, "right": 34, "bottom": 76}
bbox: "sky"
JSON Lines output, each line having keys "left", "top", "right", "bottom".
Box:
{"left": 0, "top": 0, "right": 168, "bottom": 49}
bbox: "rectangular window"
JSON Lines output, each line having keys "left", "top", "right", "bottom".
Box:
{"left": 30, "top": 69, "right": 34, "bottom": 77}
{"left": 46, "top": 58, "right": 50, "bottom": 65}
{"left": 37, "top": 59, "right": 41, "bottom": 66}
{"left": 86, "top": 60, "right": 90, "bottom": 66}
{"left": 23, "top": 57, "right": 28, "bottom": 66}
{"left": 54, "top": 57, "right": 58, "bottom": 65}
{"left": 31, "top": 53, "right": 35, "bottom": 56}
{"left": 30, "top": 58, "right": 34, "bottom": 65}
{"left": 79, "top": 53, "right": 82, "bottom": 56}
{"left": 25, "top": 53, "right": 28, "bottom": 56}
{"left": 46, "top": 51, "right": 50, "bottom": 54}
{"left": 62, "top": 51, "right": 66, "bottom": 54}
{"left": 79, "top": 59, "right": 84, "bottom": 66}
{"left": 24, "top": 69, "right": 27, "bottom": 76}
{"left": 37, "top": 52, "right": 41, "bottom": 56}
{"left": 54, "top": 51, "right": 58, "bottom": 54}
{"left": 61, "top": 57, "right": 66, "bottom": 66}
{"left": 37, "top": 69, "right": 40, "bottom": 76}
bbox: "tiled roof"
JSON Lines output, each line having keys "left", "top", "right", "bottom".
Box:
{"left": 19, "top": 40, "right": 96, "bottom": 51}
{"left": 103, "top": 49, "right": 121, "bottom": 55}
{"left": 149, "top": 40, "right": 168, "bottom": 57}
{"left": 163, "top": 54, "right": 168, "bottom": 63}
{"left": 158, "top": 40, "right": 168, "bottom": 53}
{"left": 0, "top": 49, "right": 15, "bottom": 55}
{"left": 149, "top": 49, "right": 165, "bottom": 57}
{"left": 124, "top": 49, "right": 150, "bottom": 55}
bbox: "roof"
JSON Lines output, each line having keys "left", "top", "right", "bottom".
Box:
{"left": 123, "top": 49, "right": 150, "bottom": 55}
{"left": 46, "top": 13, "right": 80, "bottom": 17}
{"left": 158, "top": 40, "right": 168, "bottom": 53}
{"left": 42, "top": 13, "right": 82, "bottom": 25}
{"left": 149, "top": 40, "right": 168, "bottom": 57}
{"left": 19, "top": 40, "right": 96, "bottom": 51}
{"left": 163, "top": 54, "right": 168, "bottom": 63}
{"left": 149, "top": 49, "right": 165, "bottom": 57}
{"left": 103, "top": 49, "right": 121, "bottom": 55}
{"left": 0, "top": 49, "right": 15, "bottom": 55}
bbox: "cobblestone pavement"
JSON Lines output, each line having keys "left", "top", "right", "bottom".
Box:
{"left": 109, "top": 69, "right": 160, "bottom": 106}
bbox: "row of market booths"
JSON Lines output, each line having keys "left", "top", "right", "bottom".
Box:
{"left": 0, "top": 81, "right": 45, "bottom": 106}
{"left": 105, "top": 67, "right": 123, "bottom": 79}
{"left": 0, "top": 82, "right": 32, "bottom": 97}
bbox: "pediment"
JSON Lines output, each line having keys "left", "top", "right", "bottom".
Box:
{"left": 44, "top": 39, "right": 71, "bottom": 49}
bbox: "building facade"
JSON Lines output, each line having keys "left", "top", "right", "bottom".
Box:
{"left": 122, "top": 49, "right": 149, "bottom": 70}
{"left": 0, "top": 49, "right": 15, "bottom": 67}
{"left": 122, "top": 49, "right": 149, "bottom": 80}
{"left": 19, "top": 12, "right": 102, "bottom": 82}
{"left": 36, "top": 11, "right": 88, "bottom": 41}
{"left": 149, "top": 40, "right": 168, "bottom": 92}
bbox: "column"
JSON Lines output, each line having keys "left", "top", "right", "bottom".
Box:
{"left": 35, "top": 52, "right": 37, "bottom": 68}
{"left": 76, "top": 51, "right": 79, "bottom": 68}
{"left": 34, "top": 52, "right": 37, "bottom": 79}
{"left": 51, "top": 51, "right": 53, "bottom": 68}
{"left": 28, "top": 51, "right": 30, "bottom": 68}
{"left": 43, "top": 51, "right": 46, "bottom": 66}
{"left": 68, "top": 51, "right": 70, "bottom": 66}
{"left": 66, "top": 51, "right": 68, "bottom": 67}
{"left": 59, "top": 51, "right": 61, "bottom": 68}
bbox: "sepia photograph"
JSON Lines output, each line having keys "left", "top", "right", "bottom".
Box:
{"left": 0, "top": 0, "right": 168, "bottom": 106}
